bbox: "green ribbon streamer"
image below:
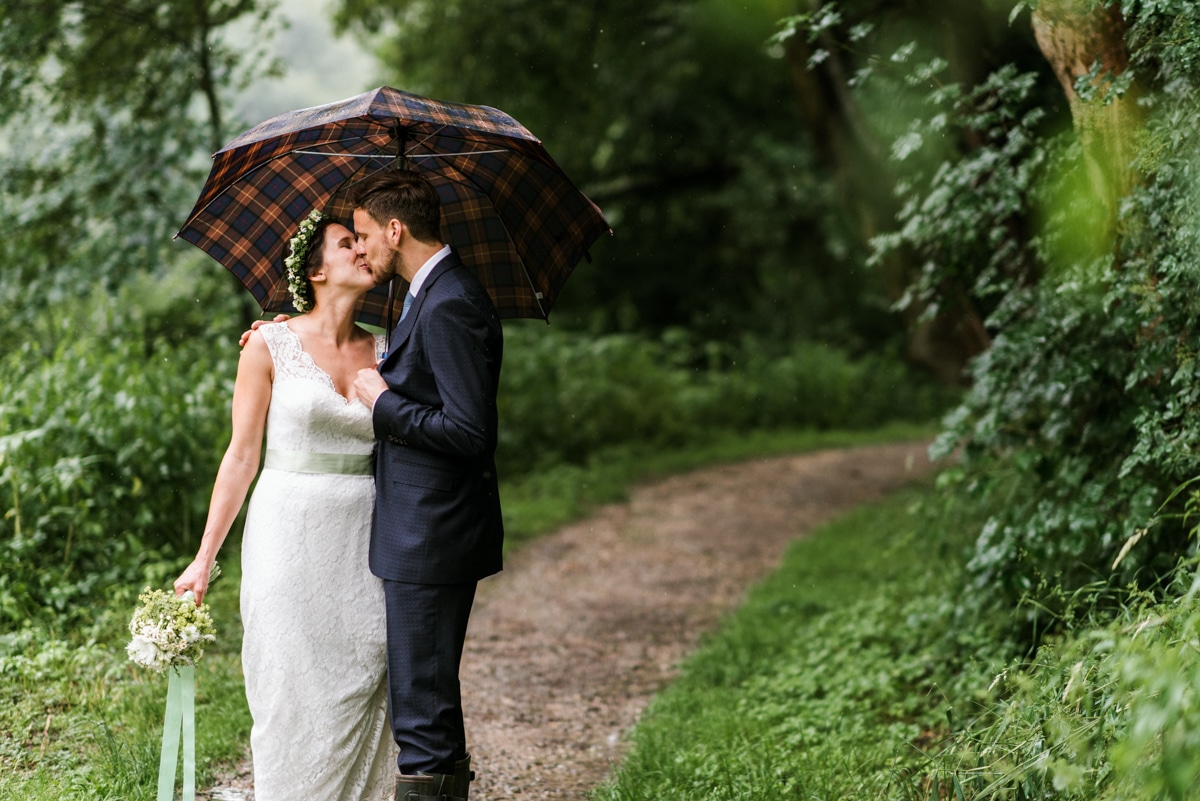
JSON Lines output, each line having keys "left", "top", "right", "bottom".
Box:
{"left": 157, "top": 665, "right": 196, "bottom": 801}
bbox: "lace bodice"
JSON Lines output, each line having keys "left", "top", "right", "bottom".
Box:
{"left": 257, "top": 322, "right": 384, "bottom": 455}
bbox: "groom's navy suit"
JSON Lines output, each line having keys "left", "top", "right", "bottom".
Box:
{"left": 369, "top": 249, "right": 504, "bottom": 775}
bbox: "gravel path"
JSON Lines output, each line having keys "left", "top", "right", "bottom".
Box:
{"left": 205, "top": 440, "right": 935, "bottom": 800}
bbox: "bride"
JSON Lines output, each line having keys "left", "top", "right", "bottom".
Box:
{"left": 174, "top": 211, "right": 397, "bottom": 800}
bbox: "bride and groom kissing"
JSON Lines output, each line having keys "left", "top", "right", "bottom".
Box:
{"left": 174, "top": 169, "right": 503, "bottom": 801}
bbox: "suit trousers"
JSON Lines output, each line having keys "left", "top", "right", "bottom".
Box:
{"left": 382, "top": 579, "right": 477, "bottom": 775}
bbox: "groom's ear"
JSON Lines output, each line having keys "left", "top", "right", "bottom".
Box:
{"left": 386, "top": 218, "right": 405, "bottom": 246}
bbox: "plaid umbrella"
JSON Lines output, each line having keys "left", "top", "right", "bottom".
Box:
{"left": 176, "top": 86, "right": 611, "bottom": 325}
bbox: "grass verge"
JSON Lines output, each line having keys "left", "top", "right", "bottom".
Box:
{"left": 592, "top": 482, "right": 1200, "bottom": 800}
{"left": 592, "top": 485, "right": 1005, "bottom": 801}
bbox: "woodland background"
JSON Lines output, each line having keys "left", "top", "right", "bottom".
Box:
{"left": 6, "top": 1, "right": 1200, "bottom": 798}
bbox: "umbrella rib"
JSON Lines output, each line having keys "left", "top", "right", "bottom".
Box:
{"left": 410, "top": 149, "right": 516, "bottom": 159}
{"left": 408, "top": 124, "right": 447, "bottom": 155}
{"left": 290, "top": 150, "right": 393, "bottom": 160}
{"left": 402, "top": 123, "right": 538, "bottom": 157}
{"left": 292, "top": 149, "right": 514, "bottom": 159}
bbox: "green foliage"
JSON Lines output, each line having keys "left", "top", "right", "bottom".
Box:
{"left": 826, "top": 1, "right": 1200, "bottom": 631}
{"left": 0, "top": 271, "right": 242, "bottom": 630}
{"left": 0, "top": 0, "right": 274, "bottom": 354}
{"left": 496, "top": 323, "right": 953, "bottom": 476}
{"left": 873, "top": 64, "right": 1048, "bottom": 322}
{"left": 0, "top": 0, "right": 282, "bottom": 635}
{"left": 925, "top": 561, "right": 1200, "bottom": 801}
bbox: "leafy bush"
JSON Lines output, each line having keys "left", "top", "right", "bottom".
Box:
{"left": 0, "top": 269, "right": 243, "bottom": 629}
{"left": 497, "top": 323, "right": 951, "bottom": 475}
{"left": 850, "top": 4, "right": 1200, "bottom": 630}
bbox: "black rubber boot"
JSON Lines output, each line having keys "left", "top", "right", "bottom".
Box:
{"left": 394, "top": 754, "right": 474, "bottom": 801}
{"left": 452, "top": 754, "right": 474, "bottom": 800}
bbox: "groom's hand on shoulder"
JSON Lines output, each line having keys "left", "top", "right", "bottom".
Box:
{"left": 238, "top": 314, "right": 290, "bottom": 347}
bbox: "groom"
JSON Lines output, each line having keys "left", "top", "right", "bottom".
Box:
{"left": 350, "top": 170, "right": 504, "bottom": 801}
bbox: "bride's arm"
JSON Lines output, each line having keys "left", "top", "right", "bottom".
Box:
{"left": 174, "top": 333, "right": 273, "bottom": 604}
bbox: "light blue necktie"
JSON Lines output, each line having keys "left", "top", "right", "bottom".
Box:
{"left": 383, "top": 291, "right": 415, "bottom": 361}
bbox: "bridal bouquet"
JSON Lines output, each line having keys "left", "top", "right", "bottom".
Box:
{"left": 126, "top": 564, "right": 220, "bottom": 673}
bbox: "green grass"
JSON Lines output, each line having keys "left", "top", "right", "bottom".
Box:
{"left": 0, "top": 422, "right": 933, "bottom": 800}
{"left": 916, "top": 570, "right": 1200, "bottom": 801}
{"left": 589, "top": 481, "right": 1200, "bottom": 801}
{"left": 0, "top": 560, "right": 251, "bottom": 801}
{"left": 592, "top": 485, "right": 1004, "bottom": 801}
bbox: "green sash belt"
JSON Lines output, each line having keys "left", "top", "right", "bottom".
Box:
{"left": 264, "top": 449, "right": 373, "bottom": 476}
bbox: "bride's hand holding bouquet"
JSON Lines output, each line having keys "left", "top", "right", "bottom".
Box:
{"left": 126, "top": 563, "right": 220, "bottom": 673}
{"left": 173, "top": 556, "right": 221, "bottom": 607}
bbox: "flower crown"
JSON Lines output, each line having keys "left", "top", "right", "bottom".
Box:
{"left": 284, "top": 209, "right": 325, "bottom": 312}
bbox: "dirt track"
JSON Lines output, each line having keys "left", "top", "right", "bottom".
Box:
{"left": 206, "top": 440, "right": 935, "bottom": 800}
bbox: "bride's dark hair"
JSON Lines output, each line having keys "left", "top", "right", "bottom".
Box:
{"left": 301, "top": 218, "right": 336, "bottom": 275}
{"left": 294, "top": 218, "right": 335, "bottom": 309}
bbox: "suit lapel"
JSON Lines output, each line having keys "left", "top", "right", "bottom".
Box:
{"left": 380, "top": 253, "right": 461, "bottom": 368}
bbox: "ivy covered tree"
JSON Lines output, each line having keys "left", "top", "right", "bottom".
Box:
{"left": 795, "top": 0, "right": 1200, "bottom": 633}
{"left": 773, "top": 0, "right": 1063, "bottom": 381}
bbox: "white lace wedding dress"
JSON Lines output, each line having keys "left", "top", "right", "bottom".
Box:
{"left": 240, "top": 322, "right": 397, "bottom": 801}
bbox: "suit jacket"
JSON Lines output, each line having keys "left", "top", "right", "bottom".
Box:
{"left": 369, "top": 251, "right": 504, "bottom": 584}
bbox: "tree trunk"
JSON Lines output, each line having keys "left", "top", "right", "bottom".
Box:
{"left": 781, "top": 6, "right": 991, "bottom": 384}
{"left": 1032, "top": 0, "right": 1141, "bottom": 217}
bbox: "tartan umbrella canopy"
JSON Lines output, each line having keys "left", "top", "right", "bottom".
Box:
{"left": 176, "top": 86, "right": 611, "bottom": 326}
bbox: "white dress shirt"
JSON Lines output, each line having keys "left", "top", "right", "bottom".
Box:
{"left": 407, "top": 244, "right": 452, "bottom": 299}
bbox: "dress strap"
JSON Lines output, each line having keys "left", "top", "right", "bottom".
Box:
{"left": 263, "top": 449, "right": 373, "bottom": 476}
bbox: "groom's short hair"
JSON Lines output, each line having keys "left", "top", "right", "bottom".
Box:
{"left": 352, "top": 170, "right": 442, "bottom": 244}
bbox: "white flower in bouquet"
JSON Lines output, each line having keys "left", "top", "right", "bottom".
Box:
{"left": 126, "top": 583, "right": 217, "bottom": 673}
{"left": 127, "top": 633, "right": 165, "bottom": 670}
